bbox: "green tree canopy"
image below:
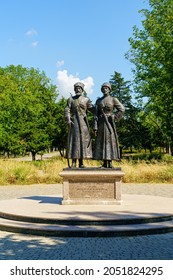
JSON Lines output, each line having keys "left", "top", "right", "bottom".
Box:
{"left": 0, "top": 65, "right": 58, "bottom": 159}
{"left": 109, "top": 71, "right": 147, "bottom": 153}
{"left": 52, "top": 97, "right": 68, "bottom": 156}
{"left": 126, "top": 0, "right": 173, "bottom": 154}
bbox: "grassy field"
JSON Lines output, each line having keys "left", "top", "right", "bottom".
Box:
{"left": 0, "top": 155, "right": 172, "bottom": 185}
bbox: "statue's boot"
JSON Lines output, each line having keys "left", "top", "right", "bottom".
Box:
{"left": 79, "top": 159, "right": 85, "bottom": 168}
{"left": 102, "top": 160, "right": 107, "bottom": 168}
{"left": 108, "top": 160, "right": 112, "bottom": 168}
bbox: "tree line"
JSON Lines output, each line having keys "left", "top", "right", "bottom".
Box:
{"left": 0, "top": 65, "right": 67, "bottom": 160}
{"left": 126, "top": 0, "right": 173, "bottom": 155}
{"left": 0, "top": 0, "right": 172, "bottom": 159}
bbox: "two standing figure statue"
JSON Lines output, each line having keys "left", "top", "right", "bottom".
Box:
{"left": 64, "top": 82, "right": 125, "bottom": 168}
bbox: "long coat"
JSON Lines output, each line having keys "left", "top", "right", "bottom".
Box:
{"left": 64, "top": 95, "right": 93, "bottom": 159}
{"left": 94, "top": 95, "right": 125, "bottom": 160}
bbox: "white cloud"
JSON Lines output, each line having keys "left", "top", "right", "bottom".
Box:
{"left": 26, "top": 29, "right": 38, "bottom": 36}
{"left": 26, "top": 29, "right": 38, "bottom": 47}
{"left": 31, "top": 41, "right": 39, "bottom": 48}
{"left": 56, "top": 60, "right": 65, "bottom": 68}
{"left": 56, "top": 70, "right": 94, "bottom": 99}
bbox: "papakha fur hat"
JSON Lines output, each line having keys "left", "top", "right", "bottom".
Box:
{"left": 101, "top": 82, "right": 112, "bottom": 90}
{"left": 74, "top": 82, "right": 85, "bottom": 90}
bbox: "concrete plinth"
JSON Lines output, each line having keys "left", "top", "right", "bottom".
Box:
{"left": 59, "top": 168, "right": 124, "bottom": 205}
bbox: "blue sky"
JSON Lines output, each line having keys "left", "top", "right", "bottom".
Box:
{"left": 1, "top": 0, "right": 149, "bottom": 101}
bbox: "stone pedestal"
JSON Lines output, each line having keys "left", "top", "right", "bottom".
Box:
{"left": 59, "top": 168, "right": 124, "bottom": 205}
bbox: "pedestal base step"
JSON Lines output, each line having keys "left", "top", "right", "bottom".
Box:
{"left": 0, "top": 194, "right": 173, "bottom": 237}
{"left": 0, "top": 217, "right": 173, "bottom": 237}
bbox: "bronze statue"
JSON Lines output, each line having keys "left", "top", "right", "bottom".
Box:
{"left": 94, "top": 82, "right": 125, "bottom": 168}
{"left": 64, "top": 82, "right": 93, "bottom": 168}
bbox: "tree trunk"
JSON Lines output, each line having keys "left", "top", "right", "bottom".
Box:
{"left": 165, "top": 145, "right": 171, "bottom": 155}
{"left": 31, "top": 151, "right": 36, "bottom": 161}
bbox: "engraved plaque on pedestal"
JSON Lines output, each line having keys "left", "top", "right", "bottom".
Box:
{"left": 59, "top": 168, "right": 124, "bottom": 205}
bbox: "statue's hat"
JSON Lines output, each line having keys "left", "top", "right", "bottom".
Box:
{"left": 101, "top": 82, "right": 111, "bottom": 90}
{"left": 74, "top": 82, "right": 84, "bottom": 90}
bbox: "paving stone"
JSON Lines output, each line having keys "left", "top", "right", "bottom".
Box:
{"left": 0, "top": 183, "right": 173, "bottom": 260}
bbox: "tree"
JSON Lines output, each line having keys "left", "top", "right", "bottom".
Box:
{"left": 0, "top": 67, "right": 25, "bottom": 157}
{"left": 109, "top": 71, "right": 145, "bottom": 154}
{"left": 126, "top": 0, "right": 173, "bottom": 154}
{"left": 52, "top": 97, "right": 68, "bottom": 156}
{"left": 0, "top": 65, "right": 58, "bottom": 160}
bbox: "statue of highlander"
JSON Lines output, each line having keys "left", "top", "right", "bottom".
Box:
{"left": 93, "top": 82, "right": 125, "bottom": 168}
{"left": 64, "top": 82, "right": 94, "bottom": 168}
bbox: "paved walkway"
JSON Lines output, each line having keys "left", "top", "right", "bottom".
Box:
{"left": 0, "top": 183, "right": 173, "bottom": 260}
